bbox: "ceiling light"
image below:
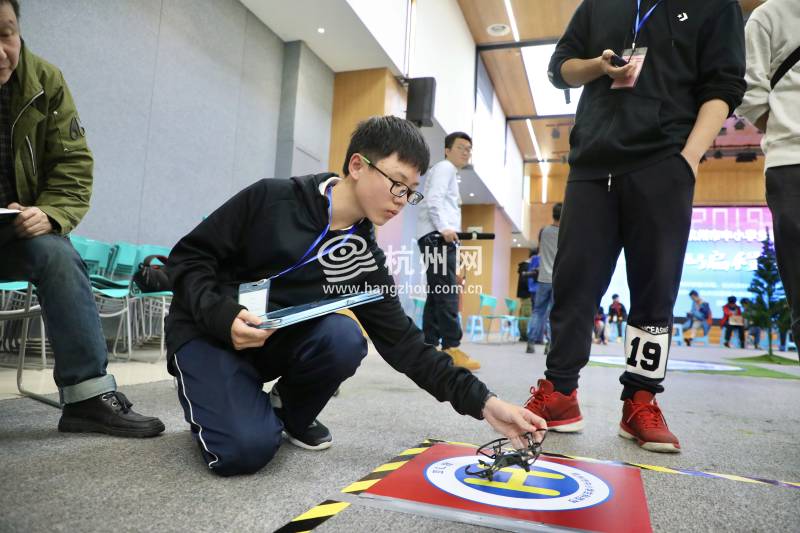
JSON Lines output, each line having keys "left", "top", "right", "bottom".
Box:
{"left": 317, "top": 27, "right": 325, "bottom": 34}
{"left": 521, "top": 44, "right": 583, "bottom": 116}
{"left": 527, "top": 118, "right": 550, "bottom": 204}
{"left": 734, "top": 118, "right": 746, "bottom": 130}
{"left": 526, "top": 120, "right": 541, "bottom": 161}
{"left": 513, "top": 238, "right": 518, "bottom": 243}
{"left": 469, "top": 192, "right": 475, "bottom": 197}
{"left": 503, "top": 0, "right": 520, "bottom": 41}
{"left": 487, "top": 23, "right": 511, "bottom": 37}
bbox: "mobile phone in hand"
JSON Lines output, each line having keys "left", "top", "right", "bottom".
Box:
{"left": 610, "top": 54, "right": 628, "bottom": 67}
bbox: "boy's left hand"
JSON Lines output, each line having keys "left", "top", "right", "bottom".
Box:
{"left": 482, "top": 396, "right": 547, "bottom": 450}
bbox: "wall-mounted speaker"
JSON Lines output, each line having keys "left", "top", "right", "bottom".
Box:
{"left": 406, "top": 77, "right": 436, "bottom": 127}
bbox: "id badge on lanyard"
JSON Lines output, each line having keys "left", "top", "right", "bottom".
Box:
{"left": 611, "top": 0, "right": 661, "bottom": 90}
{"left": 238, "top": 278, "right": 270, "bottom": 316}
{"left": 611, "top": 47, "right": 648, "bottom": 89}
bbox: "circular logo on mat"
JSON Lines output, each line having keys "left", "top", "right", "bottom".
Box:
{"left": 424, "top": 456, "right": 611, "bottom": 511}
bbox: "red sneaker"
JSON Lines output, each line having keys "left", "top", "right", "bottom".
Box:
{"left": 524, "top": 379, "right": 584, "bottom": 432}
{"left": 619, "top": 391, "right": 681, "bottom": 453}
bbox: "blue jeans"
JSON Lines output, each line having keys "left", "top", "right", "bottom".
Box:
{"left": 688, "top": 318, "right": 710, "bottom": 337}
{"left": 0, "top": 233, "right": 116, "bottom": 403}
{"left": 168, "top": 313, "right": 367, "bottom": 476}
{"left": 528, "top": 282, "right": 553, "bottom": 343}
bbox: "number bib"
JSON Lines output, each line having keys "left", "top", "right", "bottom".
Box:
{"left": 624, "top": 324, "right": 670, "bottom": 379}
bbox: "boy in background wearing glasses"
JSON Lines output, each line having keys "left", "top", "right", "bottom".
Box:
{"left": 415, "top": 132, "right": 480, "bottom": 371}
{"left": 166, "top": 116, "right": 545, "bottom": 476}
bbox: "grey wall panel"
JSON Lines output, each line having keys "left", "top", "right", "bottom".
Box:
{"left": 231, "top": 10, "right": 284, "bottom": 191}
{"left": 20, "top": 0, "right": 286, "bottom": 247}
{"left": 292, "top": 44, "right": 333, "bottom": 176}
{"left": 291, "top": 145, "right": 323, "bottom": 177}
{"left": 274, "top": 41, "right": 301, "bottom": 179}
{"left": 138, "top": 0, "right": 247, "bottom": 246}
{"left": 275, "top": 41, "right": 333, "bottom": 179}
{"left": 20, "top": 0, "right": 162, "bottom": 243}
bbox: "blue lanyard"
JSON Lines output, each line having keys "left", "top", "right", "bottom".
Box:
{"left": 632, "top": 0, "right": 663, "bottom": 51}
{"left": 269, "top": 186, "right": 357, "bottom": 281}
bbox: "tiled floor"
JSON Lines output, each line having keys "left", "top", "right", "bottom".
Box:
{"left": 0, "top": 348, "right": 170, "bottom": 401}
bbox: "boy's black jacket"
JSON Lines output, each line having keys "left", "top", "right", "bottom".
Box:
{"left": 166, "top": 173, "right": 489, "bottom": 419}
{"left": 549, "top": 0, "right": 746, "bottom": 179}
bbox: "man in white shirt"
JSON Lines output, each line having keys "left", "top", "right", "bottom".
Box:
{"left": 416, "top": 132, "right": 479, "bottom": 371}
{"left": 737, "top": 0, "right": 800, "bottom": 354}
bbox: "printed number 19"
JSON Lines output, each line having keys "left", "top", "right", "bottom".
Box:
{"left": 627, "top": 337, "right": 661, "bottom": 371}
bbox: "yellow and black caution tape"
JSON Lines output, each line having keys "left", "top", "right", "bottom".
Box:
{"left": 273, "top": 499, "right": 351, "bottom": 533}
{"left": 273, "top": 441, "right": 434, "bottom": 532}
{"left": 341, "top": 440, "right": 435, "bottom": 495}
{"left": 541, "top": 451, "right": 800, "bottom": 491}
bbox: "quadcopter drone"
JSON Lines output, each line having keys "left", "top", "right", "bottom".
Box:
{"left": 464, "top": 429, "right": 548, "bottom": 482}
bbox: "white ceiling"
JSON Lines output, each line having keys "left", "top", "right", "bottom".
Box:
{"left": 240, "top": 0, "right": 524, "bottom": 242}
{"left": 239, "top": 0, "right": 400, "bottom": 74}
{"left": 458, "top": 165, "right": 498, "bottom": 206}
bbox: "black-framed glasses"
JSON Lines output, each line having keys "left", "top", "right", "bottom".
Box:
{"left": 359, "top": 154, "right": 424, "bottom": 205}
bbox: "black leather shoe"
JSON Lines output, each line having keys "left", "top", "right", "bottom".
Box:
{"left": 58, "top": 391, "right": 165, "bottom": 438}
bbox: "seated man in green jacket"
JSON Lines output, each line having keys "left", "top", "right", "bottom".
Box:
{"left": 166, "top": 115, "right": 546, "bottom": 476}
{"left": 0, "top": 0, "right": 163, "bottom": 437}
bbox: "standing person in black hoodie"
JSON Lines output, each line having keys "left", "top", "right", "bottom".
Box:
{"left": 166, "top": 116, "right": 546, "bottom": 476}
{"left": 523, "top": 0, "right": 745, "bottom": 453}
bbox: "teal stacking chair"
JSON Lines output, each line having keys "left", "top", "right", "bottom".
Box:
{"left": 108, "top": 242, "right": 139, "bottom": 280}
{"left": 671, "top": 323, "right": 683, "bottom": 346}
{"left": 82, "top": 239, "right": 113, "bottom": 277}
{"left": 0, "top": 282, "right": 59, "bottom": 407}
{"left": 129, "top": 245, "right": 173, "bottom": 362}
{"left": 68, "top": 234, "right": 91, "bottom": 258}
{"left": 466, "top": 294, "right": 497, "bottom": 342}
{"left": 499, "top": 298, "right": 521, "bottom": 342}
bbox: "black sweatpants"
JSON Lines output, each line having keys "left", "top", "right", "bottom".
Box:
{"left": 766, "top": 164, "right": 800, "bottom": 351}
{"left": 168, "top": 314, "right": 367, "bottom": 476}
{"left": 724, "top": 325, "right": 745, "bottom": 347}
{"left": 418, "top": 233, "right": 463, "bottom": 349}
{"left": 545, "top": 154, "right": 694, "bottom": 397}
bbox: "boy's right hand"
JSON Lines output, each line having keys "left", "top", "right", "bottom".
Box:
{"left": 231, "top": 309, "right": 275, "bottom": 350}
{"left": 599, "top": 50, "right": 635, "bottom": 80}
